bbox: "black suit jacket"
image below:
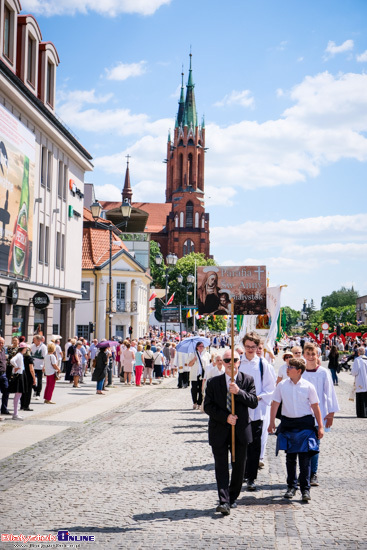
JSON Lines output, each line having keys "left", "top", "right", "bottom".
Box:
{"left": 204, "top": 372, "right": 258, "bottom": 447}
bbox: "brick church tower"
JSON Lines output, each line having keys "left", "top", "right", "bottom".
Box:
{"left": 165, "top": 54, "right": 210, "bottom": 258}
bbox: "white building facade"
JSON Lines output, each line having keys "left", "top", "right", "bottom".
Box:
{"left": 0, "top": 0, "right": 93, "bottom": 342}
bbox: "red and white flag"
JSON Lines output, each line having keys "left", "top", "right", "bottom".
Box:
{"left": 149, "top": 292, "right": 157, "bottom": 302}
{"left": 166, "top": 292, "right": 175, "bottom": 305}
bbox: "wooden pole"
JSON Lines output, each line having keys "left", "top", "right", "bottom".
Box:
{"left": 231, "top": 298, "right": 235, "bottom": 462}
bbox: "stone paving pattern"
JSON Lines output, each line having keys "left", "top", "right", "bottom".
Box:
{"left": 1, "top": 365, "right": 366, "bottom": 549}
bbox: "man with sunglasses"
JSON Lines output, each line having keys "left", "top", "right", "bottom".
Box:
{"left": 239, "top": 332, "right": 276, "bottom": 491}
{"left": 204, "top": 350, "right": 258, "bottom": 515}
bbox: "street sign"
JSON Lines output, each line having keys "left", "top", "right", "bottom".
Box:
{"left": 162, "top": 306, "right": 181, "bottom": 323}
{"left": 322, "top": 330, "right": 329, "bottom": 335}
{"left": 321, "top": 322, "right": 329, "bottom": 330}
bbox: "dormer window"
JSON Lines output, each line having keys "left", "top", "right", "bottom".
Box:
{"left": 27, "top": 34, "right": 36, "bottom": 87}
{"left": 2, "top": 0, "right": 19, "bottom": 65}
{"left": 46, "top": 59, "right": 54, "bottom": 106}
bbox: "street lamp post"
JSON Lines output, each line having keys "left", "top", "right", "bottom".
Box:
{"left": 177, "top": 273, "right": 195, "bottom": 336}
{"left": 155, "top": 252, "right": 178, "bottom": 341}
{"left": 90, "top": 199, "right": 132, "bottom": 340}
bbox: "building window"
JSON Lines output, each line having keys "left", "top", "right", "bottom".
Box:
{"left": 34, "top": 309, "right": 45, "bottom": 336}
{"left": 56, "top": 232, "right": 61, "bottom": 268}
{"left": 188, "top": 153, "right": 193, "bottom": 186}
{"left": 77, "top": 325, "right": 89, "bottom": 340}
{"left": 116, "top": 282, "right": 126, "bottom": 312}
{"left": 63, "top": 165, "right": 68, "bottom": 200}
{"left": 58, "top": 161, "right": 63, "bottom": 198}
{"left": 61, "top": 234, "right": 65, "bottom": 269}
{"left": 47, "top": 151, "right": 52, "bottom": 191}
{"left": 183, "top": 239, "right": 195, "bottom": 255}
{"left": 115, "top": 325, "right": 124, "bottom": 339}
{"left": 179, "top": 211, "right": 184, "bottom": 227}
{"left": 44, "top": 226, "right": 49, "bottom": 265}
{"left": 12, "top": 305, "right": 26, "bottom": 338}
{"left": 201, "top": 215, "right": 205, "bottom": 229}
{"left": 3, "top": 4, "right": 13, "bottom": 62}
{"left": 53, "top": 324, "right": 59, "bottom": 335}
{"left": 178, "top": 153, "right": 183, "bottom": 187}
{"left": 41, "top": 147, "right": 47, "bottom": 186}
{"left": 27, "top": 34, "right": 36, "bottom": 87}
{"left": 39, "top": 223, "right": 44, "bottom": 263}
{"left": 186, "top": 201, "right": 193, "bottom": 228}
{"left": 195, "top": 212, "right": 199, "bottom": 228}
{"left": 46, "top": 60, "right": 54, "bottom": 107}
{"left": 81, "top": 281, "right": 90, "bottom": 301}
{"left": 175, "top": 214, "right": 178, "bottom": 228}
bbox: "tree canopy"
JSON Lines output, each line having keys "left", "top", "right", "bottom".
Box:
{"left": 321, "top": 287, "right": 359, "bottom": 310}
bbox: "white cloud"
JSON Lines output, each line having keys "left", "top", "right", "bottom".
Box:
{"left": 211, "top": 214, "right": 367, "bottom": 248}
{"left": 356, "top": 50, "right": 367, "bottom": 62}
{"left": 324, "top": 39, "right": 354, "bottom": 59}
{"left": 214, "top": 90, "right": 254, "bottom": 108}
{"left": 105, "top": 61, "right": 147, "bottom": 81}
{"left": 205, "top": 185, "right": 236, "bottom": 207}
{"left": 21, "top": 0, "right": 171, "bottom": 16}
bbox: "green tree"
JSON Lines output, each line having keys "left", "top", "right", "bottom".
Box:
{"left": 282, "top": 306, "right": 301, "bottom": 333}
{"left": 149, "top": 240, "right": 166, "bottom": 289}
{"left": 165, "top": 252, "right": 217, "bottom": 306}
{"left": 321, "top": 287, "right": 359, "bottom": 310}
{"left": 197, "top": 315, "right": 227, "bottom": 333}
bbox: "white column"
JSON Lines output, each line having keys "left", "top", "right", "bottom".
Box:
{"left": 132, "top": 280, "right": 139, "bottom": 338}
{"left": 98, "top": 276, "right": 108, "bottom": 339}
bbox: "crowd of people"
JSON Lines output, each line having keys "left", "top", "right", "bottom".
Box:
{"left": 0, "top": 326, "right": 366, "bottom": 515}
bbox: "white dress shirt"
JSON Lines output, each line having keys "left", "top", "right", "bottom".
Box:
{"left": 239, "top": 354, "right": 275, "bottom": 421}
{"left": 351, "top": 356, "right": 367, "bottom": 392}
{"left": 302, "top": 367, "right": 340, "bottom": 424}
{"left": 273, "top": 377, "right": 319, "bottom": 418}
{"left": 277, "top": 363, "right": 289, "bottom": 381}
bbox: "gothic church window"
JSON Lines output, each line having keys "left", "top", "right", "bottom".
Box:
{"left": 183, "top": 240, "right": 195, "bottom": 255}
{"left": 179, "top": 212, "right": 184, "bottom": 227}
{"left": 186, "top": 201, "right": 193, "bottom": 227}
{"left": 188, "top": 153, "right": 193, "bottom": 187}
{"left": 195, "top": 212, "right": 199, "bottom": 228}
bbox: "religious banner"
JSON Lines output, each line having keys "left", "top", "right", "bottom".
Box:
{"left": 0, "top": 104, "right": 35, "bottom": 278}
{"left": 264, "top": 285, "right": 283, "bottom": 351}
{"left": 197, "top": 265, "right": 267, "bottom": 315}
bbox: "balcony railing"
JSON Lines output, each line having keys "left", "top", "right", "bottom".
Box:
{"left": 115, "top": 299, "right": 138, "bottom": 313}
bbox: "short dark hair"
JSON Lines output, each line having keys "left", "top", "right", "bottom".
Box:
{"left": 288, "top": 358, "right": 305, "bottom": 373}
{"left": 242, "top": 331, "right": 261, "bottom": 347}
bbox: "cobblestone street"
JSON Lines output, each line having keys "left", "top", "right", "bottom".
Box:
{"left": 1, "top": 366, "right": 366, "bottom": 550}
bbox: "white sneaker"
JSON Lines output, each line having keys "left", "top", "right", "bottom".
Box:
{"left": 35, "top": 396, "right": 40, "bottom": 400}
{"left": 12, "top": 415, "right": 24, "bottom": 421}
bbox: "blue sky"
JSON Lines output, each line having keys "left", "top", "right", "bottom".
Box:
{"left": 23, "top": 0, "right": 367, "bottom": 311}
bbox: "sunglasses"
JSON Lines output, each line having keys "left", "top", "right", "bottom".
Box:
{"left": 223, "top": 358, "right": 239, "bottom": 364}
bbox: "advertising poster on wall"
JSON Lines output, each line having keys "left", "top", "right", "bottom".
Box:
{"left": 0, "top": 104, "right": 35, "bottom": 279}
{"left": 197, "top": 265, "right": 267, "bottom": 315}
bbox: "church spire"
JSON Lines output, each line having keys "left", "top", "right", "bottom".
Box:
{"left": 184, "top": 52, "right": 197, "bottom": 128}
{"left": 122, "top": 155, "right": 133, "bottom": 203}
{"left": 175, "top": 69, "right": 185, "bottom": 128}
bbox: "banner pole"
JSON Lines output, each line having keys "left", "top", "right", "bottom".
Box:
{"left": 231, "top": 298, "right": 235, "bottom": 462}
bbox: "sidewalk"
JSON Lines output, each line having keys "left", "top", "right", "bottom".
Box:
{"left": 0, "top": 372, "right": 173, "bottom": 460}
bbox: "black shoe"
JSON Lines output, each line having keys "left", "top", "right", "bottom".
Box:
{"left": 302, "top": 490, "right": 311, "bottom": 502}
{"left": 284, "top": 487, "right": 297, "bottom": 499}
{"left": 247, "top": 480, "right": 257, "bottom": 492}
{"left": 310, "top": 474, "right": 319, "bottom": 486}
{"left": 1, "top": 410, "right": 11, "bottom": 415}
{"left": 230, "top": 501, "right": 237, "bottom": 509}
{"left": 23, "top": 408, "right": 33, "bottom": 411}
{"left": 216, "top": 503, "right": 230, "bottom": 515}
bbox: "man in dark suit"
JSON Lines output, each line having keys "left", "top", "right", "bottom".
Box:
{"left": 204, "top": 349, "right": 258, "bottom": 515}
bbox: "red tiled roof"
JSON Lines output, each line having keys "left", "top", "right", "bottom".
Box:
{"left": 82, "top": 207, "right": 129, "bottom": 269}
{"left": 99, "top": 201, "right": 171, "bottom": 233}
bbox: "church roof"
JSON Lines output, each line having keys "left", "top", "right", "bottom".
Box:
{"left": 100, "top": 201, "right": 171, "bottom": 234}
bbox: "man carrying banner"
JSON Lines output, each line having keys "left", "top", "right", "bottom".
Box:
{"left": 204, "top": 349, "right": 258, "bottom": 515}
{"left": 239, "top": 332, "right": 276, "bottom": 491}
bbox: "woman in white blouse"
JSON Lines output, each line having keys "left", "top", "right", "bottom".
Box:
{"left": 9, "top": 342, "right": 29, "bottom": 420}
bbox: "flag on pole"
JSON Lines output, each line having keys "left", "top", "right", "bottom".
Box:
{"left": 149, "top": 292, "right": 157, "bottom": 302}
{"left": 187, "top": 309, "right": 192, "bottom": 319}
{"left": 167, "top": 292, "right": 175, "bottom": 305}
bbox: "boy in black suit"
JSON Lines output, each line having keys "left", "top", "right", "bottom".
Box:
{"left": 204, "top": 350, "right": 258, "bottom": 515}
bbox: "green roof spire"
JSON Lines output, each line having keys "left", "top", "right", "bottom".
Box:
{"left": 175, "top": 68, "right": 185, "bottom": 128}
{"left": 184, "top": 52, "right": 197, "bottom": 128}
